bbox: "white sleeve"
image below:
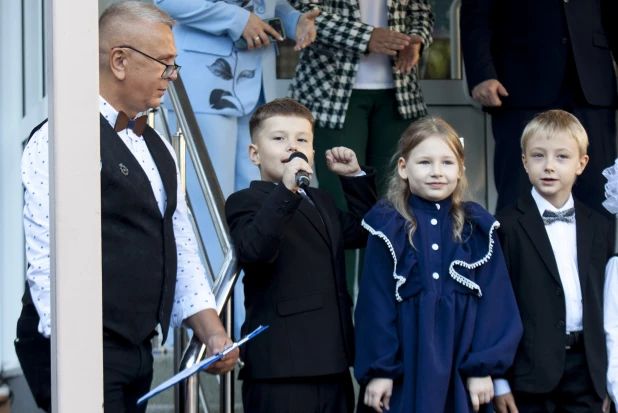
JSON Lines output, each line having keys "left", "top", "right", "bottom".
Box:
{"left": 605, "top": 256, "right": 618, "bottom": 404}
{"left": 22, "top": 124, "right": 52, "bottom": 338}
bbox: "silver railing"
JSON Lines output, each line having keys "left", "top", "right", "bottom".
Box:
{"left": 152, "top": 75, "right": 240, "bottom": 413}
{"left": 449, "top": 0, "right": 462, "bottom": 80}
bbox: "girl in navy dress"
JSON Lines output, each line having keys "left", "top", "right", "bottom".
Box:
{"left": 354, "top": 117, "right": 523, "bottom": 413}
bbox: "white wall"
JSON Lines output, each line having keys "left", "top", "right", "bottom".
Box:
{"left": 0, "top": 0, "right": 29, "bottom": 375}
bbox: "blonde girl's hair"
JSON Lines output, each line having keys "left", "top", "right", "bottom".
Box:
{"left": 385, "top": 116, "right": 469, "bottom": 246}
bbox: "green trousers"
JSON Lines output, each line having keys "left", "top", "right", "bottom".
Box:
{"left": 313, "top": 89, "right": 418, "bottom": 297}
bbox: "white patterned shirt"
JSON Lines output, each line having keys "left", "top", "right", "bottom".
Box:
{"left": 22, "top": 96, "right": 216, "bottom": 338}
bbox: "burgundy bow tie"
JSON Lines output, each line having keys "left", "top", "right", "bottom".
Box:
{"left": 114, "top": 111, "right": 147, "bottom": 136}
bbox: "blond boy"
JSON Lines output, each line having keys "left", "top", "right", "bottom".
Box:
{"left": 494, "top": 110, "right": 611, "bottom": 413}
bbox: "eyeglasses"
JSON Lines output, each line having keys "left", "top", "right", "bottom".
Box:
{"left": 113, "top": 45, "right": 181, "bottom": 79}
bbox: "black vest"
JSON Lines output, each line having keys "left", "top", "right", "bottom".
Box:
{"left": 22, "top": 115, "right": 178, "bottom": 345}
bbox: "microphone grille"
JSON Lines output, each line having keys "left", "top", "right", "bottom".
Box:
{"left": 287, "top": 152, "right": 308, "bottom": 163}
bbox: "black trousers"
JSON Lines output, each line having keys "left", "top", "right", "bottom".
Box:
{"left": 15, "top": 304, "right": 154, "bottom": 413}
{"left": 513, "top": 347, "right": 603, "bottom": 413}
{"left": 491, "top": 53, "right": 617, "bottom": 219}
{"left": 101, "top": 331, "right": 154, "bottom": 413}
{"left": 242, "top": 371, "right": 355, "bottom": 413}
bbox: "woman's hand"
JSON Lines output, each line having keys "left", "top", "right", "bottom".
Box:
{"left": 394, "top": 35, "right": 423, "bottom": 73}
{"left": 241, "top": 13, "right": 283, "bottom": 50}
{"left": 294, "top": 9, "right": 319, "bottom": 51}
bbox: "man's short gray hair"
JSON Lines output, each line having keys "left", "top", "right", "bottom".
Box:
{"left": 99, "top": 1, "right": 176, "bottom": 31}
{"left": 99, "top": 1, "right": 176, "bottom": 68}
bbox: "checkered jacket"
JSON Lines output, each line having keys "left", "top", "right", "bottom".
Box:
{"left": 288, "top": 0, "right": 434, "bottom": 130}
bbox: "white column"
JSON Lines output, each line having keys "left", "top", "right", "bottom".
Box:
{"left": 47, "top": 0, "right": 103, "bottom": 411}
{"left": 0, "top": 0, "right": 25, "bottom": 374}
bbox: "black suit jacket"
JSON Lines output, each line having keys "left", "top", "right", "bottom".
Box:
{"left": 496, "top": 193, "right": 611, "bottom": 397}
{"left": 225, "top": 170, "right": 377, "bottom": 380}
{"left": 461, "top": 0, "right": 618, "bottom": 108}
{"left": 602, "top": 0, "right": 618, "bottom": 55}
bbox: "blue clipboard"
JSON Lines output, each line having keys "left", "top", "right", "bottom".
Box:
{"left": 137, "top": 325, "right": 268, "bottom": 406}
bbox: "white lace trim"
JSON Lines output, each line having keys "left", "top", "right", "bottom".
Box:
{"left": 361, "top": 220, "right": 407, "bottom": 302}
{"left": 362, "top": 219, "right": 500, "bottom": 301}
{"left": 448, "top": 220, "right": 500, "bottom": 297}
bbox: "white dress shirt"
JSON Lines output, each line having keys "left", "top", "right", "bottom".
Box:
{"left": 605, "top": 257, "right": 618, "bottom": 404}
{"left": 22, "top": 96, "right": 216, "bottom": 338}
{"left": 494, "top": 188, "right": 582, "bottom": 397}
{"left": 531, "top": 187, "right": 582, "bottom": 332}
{"left": 353, "top": 0, "right": 395, "bottom": 90}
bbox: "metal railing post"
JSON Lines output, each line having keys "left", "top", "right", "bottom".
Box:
{"left": 160, "top": 76, "right": 240, "bottom": 413}
{"left": 449, "top": 0, "right": 462, "bottom": 80}
{"left": 220, "top": 299, "right": 234, "bottom": 413}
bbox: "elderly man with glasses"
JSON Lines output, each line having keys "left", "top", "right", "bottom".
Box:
{"left": 14, "top": 2, "right": 238, "bottom": 413}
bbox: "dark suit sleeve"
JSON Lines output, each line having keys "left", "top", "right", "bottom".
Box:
{"left": 601, "top": 0, "right": 618, "bottom": 59}
{"left": 605, "top": 217, "right": 614, "bottom": 263}
{"left": 459, "top": 233, "right": 524, "bottom": 378}
{"left": 338, "top": 167, "right": 378, "bottom": 249}
{"left": 460, "top": 0, "right": 498, "bottom": 91}
{"left": 225, "top": 184, "right": 303, "bottom": 264}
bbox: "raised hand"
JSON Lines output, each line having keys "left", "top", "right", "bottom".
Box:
{"left": 295, "top": 9, "right": 319, "bottom": 51}
{"left": 326, "top": 147, "right": 361, "bottom": 177}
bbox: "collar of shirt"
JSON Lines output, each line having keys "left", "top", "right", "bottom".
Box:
{"left": 99, "top": 96, "right": 146, "bottom": 131}
{"left": 531, "top": 187, "right": 574, "bottom": 216}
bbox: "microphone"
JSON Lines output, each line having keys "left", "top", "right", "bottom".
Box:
{"left": 287, "top": 152, "right": 311, "bottom": 188}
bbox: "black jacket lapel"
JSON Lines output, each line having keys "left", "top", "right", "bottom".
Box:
{"left": 297, "top": 196, "right": 331, "bottom": 247}
{"left": 575, "top": 199, "right": 593, "bottom": 297}
{"left": 517, "top": 194, "right": 562, "bottom": 286}
{"left": 250, "top": 182, "right": 332, "bottom": 247}
{"left": 306, "top": 188, "right": 337, "bottom": 255}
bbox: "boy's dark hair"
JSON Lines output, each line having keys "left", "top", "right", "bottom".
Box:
{"left": 249, "top": 98, "right": 315, "bottom": 142}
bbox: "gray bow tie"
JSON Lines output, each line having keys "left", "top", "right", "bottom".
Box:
{"left": 542, "top": 208, "right": 575, "bottom": 225}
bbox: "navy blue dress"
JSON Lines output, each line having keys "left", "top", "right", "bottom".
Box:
{"left": 354, "top": 195, "right": 523, "bottom": 413}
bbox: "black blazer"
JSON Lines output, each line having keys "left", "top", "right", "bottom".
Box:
{"left": 602, "top": 0, "right": 618, "bottom": 54}
{"left": 496, "top": 193, "right": 611, "bottom": 397}
{"left": 225, "top": 170, "right": 377, "bottom": 380}
{"left": 461, "top": 0, "right": 618, "bottom": 108}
